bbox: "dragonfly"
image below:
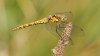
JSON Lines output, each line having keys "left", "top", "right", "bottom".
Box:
{"left": 12, "top": 11, "right": 84, "bottom": 45}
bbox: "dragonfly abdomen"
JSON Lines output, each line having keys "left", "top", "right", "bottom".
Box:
{"left": 12, "top": 18, "right": 48, "bottom": 31}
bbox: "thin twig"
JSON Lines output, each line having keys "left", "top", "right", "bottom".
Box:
{"left": 52, "top": 22, "right": 73, "bottom": 56}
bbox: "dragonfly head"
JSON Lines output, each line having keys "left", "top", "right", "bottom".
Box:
{"left": 60, "top": 14, "right": 67, "bottom": 21}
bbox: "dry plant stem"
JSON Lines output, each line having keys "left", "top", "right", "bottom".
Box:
{"left": 52, "top": 22, "right": 73, "bottom": 56}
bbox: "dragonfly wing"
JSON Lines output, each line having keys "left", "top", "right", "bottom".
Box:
{"left": 54, "top": 11, "right": 73, "bottom": 22}
{"left": 45, "top": 22, "right": 74, "bottom": 45}
{"left": 60, "top": 22, "right": 85, "bottom": 37}
{"left": 46, "top": 21, "right": 85, "bottom": 44}
{"left": 71, "top": 25, "right": 85, "bottom": 37}
{"left": 45, "top": 22, "right": 62, "bottom": 38}
{"left": 68, "top": 37, "right": 74, "bottom": 45}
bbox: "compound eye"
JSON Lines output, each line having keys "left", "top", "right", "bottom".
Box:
{"left": 61, "top": 14, "right": 66, "bottom": 20}
{"left": 62, "top": 14, "right": 66, "bottom": 18}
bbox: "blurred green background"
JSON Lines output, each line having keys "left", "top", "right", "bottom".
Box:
{"left": 0, "top": 0, "right": 100, "bottom": 56}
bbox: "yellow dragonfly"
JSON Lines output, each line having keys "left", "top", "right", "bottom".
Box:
{"left": 12, "top": 11, "right": 84, "bottom": 45}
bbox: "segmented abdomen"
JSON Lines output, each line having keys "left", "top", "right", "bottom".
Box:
{"left": 12, "top": 18, "right": 48, "bottom": 31}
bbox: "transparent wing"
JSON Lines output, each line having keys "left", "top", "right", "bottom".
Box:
{"left": 54, "top": 11, "right": 73, "bottom": 22}
{"left": 45, "top": 22, "right": 85, "bottom": 45}
{"left": 45, "top": 22, "right": 74, "bottom": 45}
{"left": 60, "top": 22, "right": 85, "bottom": 37}
{"left": 46, "top": 22, "right": 61, "bottom": 38}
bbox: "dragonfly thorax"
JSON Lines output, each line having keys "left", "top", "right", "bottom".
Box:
{"left": 47, "top": 14, "right": 59, "bottom": 23}
{"left": 47, "top": 14, "right": 67, "bottom": 23}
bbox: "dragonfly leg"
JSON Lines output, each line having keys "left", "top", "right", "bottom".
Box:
{"left": 56, "top": 24, "right": 61, "bottom": 37}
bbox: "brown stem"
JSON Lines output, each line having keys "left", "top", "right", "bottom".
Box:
{"left": 52, "top": 22, "right": 72, "bottom": 56}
